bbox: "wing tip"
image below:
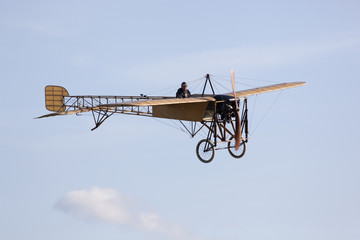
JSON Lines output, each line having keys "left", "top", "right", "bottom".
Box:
{"left": 294, "top": 81, "right": 307, "bottom": 86}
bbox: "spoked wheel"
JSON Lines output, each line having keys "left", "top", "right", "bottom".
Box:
{"left": 227, "top": 136, "right": 246, "bottom": 158}
{"left": 196, "top": 139, "right": 215, "bottom": 163}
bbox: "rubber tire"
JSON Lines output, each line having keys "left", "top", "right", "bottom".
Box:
{"left": 227, "top": 137, "right": 246, "bottom": 158}
{"left": 196, "top": 139, "right": 215, "bottom": 163}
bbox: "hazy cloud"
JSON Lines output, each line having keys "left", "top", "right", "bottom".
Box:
{"left": 2, "top": 19, "right": 75, "bottom": 38}
{"left": 55, "top": 187, "right": 206, "bottom": 240}
{"left": 124, "top": 36, "right": 360, "bottom": 82}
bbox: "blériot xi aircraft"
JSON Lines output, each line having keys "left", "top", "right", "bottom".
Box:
{"left": 37, "top": 71, "right": 306, "bottom": 163}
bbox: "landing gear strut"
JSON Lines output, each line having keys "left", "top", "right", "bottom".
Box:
{"left": 196, "top": 98, "right": 249, "bottom": 163}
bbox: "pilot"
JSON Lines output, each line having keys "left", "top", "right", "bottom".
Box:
{"left": 176, "top": 82, "right": 191, "bottom": 98}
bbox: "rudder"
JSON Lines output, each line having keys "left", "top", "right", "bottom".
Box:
{"left": 45, "top": 85, "right": 69, "bottom": 112}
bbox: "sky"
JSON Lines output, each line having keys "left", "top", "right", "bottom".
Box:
{"left": 1, "top": 0, "right": 360, "bottom": 239}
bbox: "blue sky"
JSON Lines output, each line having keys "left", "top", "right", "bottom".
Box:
{"left": 1, "top": 0, "right": 360, "bottom": 239}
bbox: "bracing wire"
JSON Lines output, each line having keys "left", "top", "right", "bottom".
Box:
{"left": 145, "top": 73, "right": 286, "bottom": 138}
{"left": 212, "top": 80, "right": 221, "bottom": 94}
{"left": 192, "top": 78, "right": 206, "bottom": 94}
{"left": 152, "top": 117, "right": 189, "bottom": 135}
{"left": 210, "top": 74, "right": 259, "bottom": 88}
{"left": 211, "top": 74, "right": 278, "bottom": 84}
{"left": 249, "top": 95, "right": 257, "bottom": 130}
{"left": 211, "top": 78, "right": 232, "bottom": 93}
{"left": 250, "top": 90, "right": 283, "bottom": 136}
{"left": 237, "top": 77, "right": 278, "bottom": 84}
{"left": 147, "top": 76, "right": 205, "bottom": 96}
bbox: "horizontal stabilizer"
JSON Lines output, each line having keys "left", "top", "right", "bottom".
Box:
{"left": 35, "top": 109, "right": 91, "bottom": 119}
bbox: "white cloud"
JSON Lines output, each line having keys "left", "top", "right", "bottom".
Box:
{"left": 139, "top": 212, "right": 161, "bottom": 231}
{"left": 55, "top": 187, "right": 207, "bottom": 240}
{"left": 55, "top": 187, "right": 131, "bottom": 224}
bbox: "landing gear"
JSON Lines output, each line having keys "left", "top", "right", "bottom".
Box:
{"left": 196, "top": 139, "right": 215, "bottom": 163}
{"left": 228, "top": 137, "right": 246, "bottom": 158}
{"left": 195, "top": 138, "right": 247, "bottom": 163}
{"left": 195, "top": 98, "right": 249, "bottom": 163}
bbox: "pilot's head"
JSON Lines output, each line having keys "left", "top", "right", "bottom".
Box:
{"left": 181, "top": 82, "right": 188, "bottom": 90}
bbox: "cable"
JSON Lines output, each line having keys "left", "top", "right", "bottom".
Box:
{"left": 249, "top": 95, "right": 257, "bottom": 130}
{"left": 147, "top": 76, "right": 205, "bottom": 96}
{"left": 250, "top": 90, "right": 283, "bottom": 136}
{"left": 152, "top": 117, "right": 189, "bottom": 134}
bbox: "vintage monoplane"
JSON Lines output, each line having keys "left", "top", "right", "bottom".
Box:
{"left": 37, "top": 71, "right": 305, "bottom": 163}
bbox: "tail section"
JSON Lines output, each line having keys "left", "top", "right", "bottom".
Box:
{"left": 45, "top": 85, "right": 69, "bottom": 112}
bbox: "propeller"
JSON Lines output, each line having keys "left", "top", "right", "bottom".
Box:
{"left": 231, "top": 70, "right": 242, "bottom": 150}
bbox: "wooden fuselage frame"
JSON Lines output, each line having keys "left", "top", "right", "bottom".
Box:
{"left": 55, "top": 93, "right": 216, "bottom": 122}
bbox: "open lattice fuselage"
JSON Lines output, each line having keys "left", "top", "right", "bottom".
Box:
{"left": 62, "top": 93, "right": 248, "bottom": 141}
{"left": 61, "top": 94, "right": 223, "bottom": 122}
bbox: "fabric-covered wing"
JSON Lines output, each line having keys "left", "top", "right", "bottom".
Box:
{"left": 226, "top": 82, "right": 306, "bottom": 98}
{"left": 98, "top": 96, "right": 216, "bottom": 122}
